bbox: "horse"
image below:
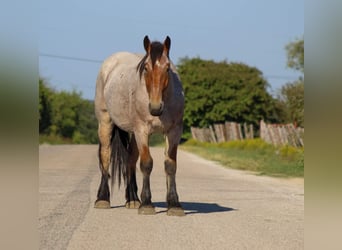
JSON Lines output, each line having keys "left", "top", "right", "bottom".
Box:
{"left": 94, "top": 36, "right": 185, "bottom": 216}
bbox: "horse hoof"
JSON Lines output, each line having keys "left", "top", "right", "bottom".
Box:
{"left": 138, "top": 205, "right": 156, "bottom": 215}
{"left": 126, "top": 201, "right": 141, "bottom": 209}
{"left": 94, "top": 200, "right": 110, "bottom": 209}
{"left": 167, "top": 207, "right": 185, "bottom": 216}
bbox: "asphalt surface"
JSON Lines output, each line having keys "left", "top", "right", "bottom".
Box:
{"left": 39, "top": 145, "right": 304, "bottom": 250}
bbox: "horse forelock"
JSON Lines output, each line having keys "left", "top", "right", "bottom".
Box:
{"left": 149, "top": 42, "right": 165, "bottom": 66}
{"left": 137, "top": 41, "right": 168, "bottom": 79}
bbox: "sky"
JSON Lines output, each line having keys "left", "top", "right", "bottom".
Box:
{"left": 39, "top": 0, "right": 304, "bottom": 100}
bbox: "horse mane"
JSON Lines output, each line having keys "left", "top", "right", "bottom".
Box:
{"left": 137, "top": 41, "right": 166, "bottom": 79}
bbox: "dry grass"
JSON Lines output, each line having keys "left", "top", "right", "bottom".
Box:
{"left": 181, "top": 139, "right": 304, "bottom": 178}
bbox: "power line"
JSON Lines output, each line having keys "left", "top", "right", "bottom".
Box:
{"left": 39, "top": 53, "right": 103, "bottom": 64}
{"left": 39, "top": 52, "right": 299, "bottom": 80}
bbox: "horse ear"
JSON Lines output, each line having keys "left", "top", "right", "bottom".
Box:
{"left": 164, "top": 36, "right": 171, "bottom": 54}
{"left": 143, "top": 35, "right": 150, "bottom": 53}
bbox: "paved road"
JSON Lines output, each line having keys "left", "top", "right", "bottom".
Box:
{"left": 39, "top": 145, "right": 304, "bottom": 250}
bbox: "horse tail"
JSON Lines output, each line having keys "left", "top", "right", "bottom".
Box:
{"left": 110, "top": 126, "right": 130, "bottom": 189}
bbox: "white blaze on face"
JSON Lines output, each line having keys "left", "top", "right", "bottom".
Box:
{"left": 148, "top": 58, "right": 169, "bottom": 116}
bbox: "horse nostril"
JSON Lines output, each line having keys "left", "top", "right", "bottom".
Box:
{"left": 149, "top": 102, "right": 164, "bottom": 116}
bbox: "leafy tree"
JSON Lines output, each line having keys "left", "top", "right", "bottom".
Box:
{"left": 49, "top": 90, "right": 81, "bottom": 138}
{"left": 177, "top": 57, "right": 277, "bottom": 136}
{"left": 279, "top": 80, "right": 304, "bottom": 127}
{"left": 39, "top": 78, "right": 98, "bottom": 144}
{"left": 278, "top": 38, "right": 304, "bottom": 127}
{"left": 285, "top": 38, "right": 304, "bottom": 73}
{"left": 39, "top": 78, "right": 53, "bottom": 133}
{"left": 74, "top": 100, "right": 98, "bottom": 144}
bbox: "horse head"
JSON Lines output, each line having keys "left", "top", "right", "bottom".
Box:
{"left": 138, "top": 35, "right": 171, "bottom": 116}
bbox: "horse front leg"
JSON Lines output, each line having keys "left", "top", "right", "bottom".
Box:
{"left": 165, "top": 127, "right": 185, "bottom": 216}
{"left": 135, "top": 131, "right": 156, "bottom": 215}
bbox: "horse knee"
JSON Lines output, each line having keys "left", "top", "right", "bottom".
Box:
{"left": 139, "top": 145, "right": 153, "bottom": 175}
{"left": 165, "top": 159, "right": 176, "bottom": 176}
{"left": 140, "top": 158, "right": 153, "bottom": 176}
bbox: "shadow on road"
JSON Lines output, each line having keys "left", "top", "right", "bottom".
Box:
{"left": 153, "top": 202, "right": 236, "bottom": 215}
{"left": 110, "top": 205, "right": 126, "bottom": 209}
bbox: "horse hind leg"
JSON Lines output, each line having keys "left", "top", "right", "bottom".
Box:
{"left": 94, "top": 118, "right": 113, "bottom": 209}
{"left": 125, "top": 135, "right": 141, "bottom": 209}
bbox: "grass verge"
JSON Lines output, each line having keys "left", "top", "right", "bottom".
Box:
{"left": 39, "top": 134, "right": 72, "bottom": 144}
{"left": 180, "top": 139, "right": 304, "bottom": 178}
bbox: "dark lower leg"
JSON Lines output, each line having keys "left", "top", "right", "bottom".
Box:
{"left": 140, "top": 159, "right": 153, "bottom": 206}
{"left": 125, "top": 136, "right": 140, "bottom": 208}
{"left": 164, "top": 130, "right": 184, "bottom": 216}
{"left": 96, "top": 173, "right": 110, "bottom": 202}
{"left": 138, "top": 158, "right": 155, "bottom": 214}
{"left": 125, "top": 171, "right": 140, "bottom": 203}
{"left": 135, "top": 138, "right": 155, "bottom": 214}
{"left": 95, "top": 121, "right": 112, "bottom": 208}
{"left": 165, "top": 159, "right": 181, "bottom": 208}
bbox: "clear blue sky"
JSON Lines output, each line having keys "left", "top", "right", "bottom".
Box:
{"left": 39, "top": 0, "right": 303, "bottom": 100}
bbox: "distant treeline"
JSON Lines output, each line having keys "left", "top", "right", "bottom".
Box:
{"left": 39, "top": 78, "right": 98, "bottom": 144}
{"left": 178, "top": 57, "right": 303, "bottom": 138}
{"left": 39, "top": 38, "right": 303, "bottom": 144}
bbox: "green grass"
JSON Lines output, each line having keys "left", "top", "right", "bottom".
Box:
{"left": 149, "top": 133, "right": 165, "bottom": 147}
{"left": 39, "top": 134, "right": 73, "bottom": 144}
{"left": 181, "top": 139, "right": 304, "bottom": 178}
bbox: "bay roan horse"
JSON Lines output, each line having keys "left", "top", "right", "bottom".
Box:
{"left": 94, "top": 36, "right": 185, "bottom": 216}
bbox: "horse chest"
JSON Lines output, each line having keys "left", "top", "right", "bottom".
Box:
{"left": 148, "top": 117, "right": 165, "bottom": 133}
{"left": 146, "top": 112, "right": 176, "bottom": 134}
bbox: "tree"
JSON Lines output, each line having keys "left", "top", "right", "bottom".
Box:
{"left": 74, "top": 100, "right": 98, "bottom": 144}
{"left": 177, "top": 57, "right": 277, "bottom": 136}
{"left": 39, "top": 78, "right": 53, "bottom": 133}
{"left": 279, "top": 80, "right": 304, "bottom": 127}
{"left": 39, "top": 78, "right": 98, "bottom": 143}
{"left": 49, "top": 90, "right": 81, "bottom": 138}
{"left": 285, "top": 38, "right": 304, "bottom": 73}
{"left": 278, "top": 38, "right": 304, "bottom": 127}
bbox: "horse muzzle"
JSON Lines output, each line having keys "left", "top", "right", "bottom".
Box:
{"left": 149, "top": 102, "right": 164, "bottom": 116}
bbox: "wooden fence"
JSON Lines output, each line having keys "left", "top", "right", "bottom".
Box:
{"left": 259, "top": 120, "right": 304, "bottom": 147}
{"left": 190, "top": 120, "right": 304, "bottom": 147}
{"left": 191, "top": 122, "right": 254, "bottom": 143}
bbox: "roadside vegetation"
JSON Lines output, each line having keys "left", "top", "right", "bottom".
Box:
{"left": 39, "top": 78, "right": 98, "bottom": 144}
{"left": 181, "top": 139, "right": 304, "bottom": 178}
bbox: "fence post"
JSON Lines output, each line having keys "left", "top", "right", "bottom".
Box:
{"left": 237, "top": 123, "right": 243, "bottom": 140}
{"left": 209, "top": 125, "right": 217, "bottom": 143}
{"left": 250, "top": 124, "right": 254, "bottom": 139}
{"left": 214, "top": 123, "right": 225, "bottom": 142}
